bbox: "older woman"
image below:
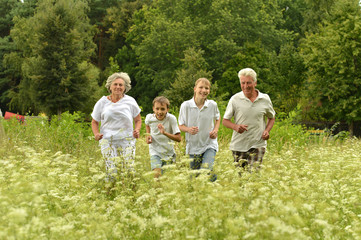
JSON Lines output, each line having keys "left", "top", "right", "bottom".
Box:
{"left": 91, "top": 72, "right": 141, "bottom": 179}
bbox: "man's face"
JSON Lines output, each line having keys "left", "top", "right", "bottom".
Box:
{"left": 240, "top": 75, "right": 257, "bottom": 96}
{"left": 153, "top": 102, "right": 168, "bottom": 121}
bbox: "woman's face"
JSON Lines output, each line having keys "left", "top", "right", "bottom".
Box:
{"left": 110, "top": 78, "right": 126, "bottom": 95}
{"left": 194, "top": 81, "right": 210, "bottom": 100}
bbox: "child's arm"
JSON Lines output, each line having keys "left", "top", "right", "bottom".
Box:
{"left": 179, "top": 124, "right": 199, "bottom": 135}
{"left": 209, "top": 118, "right": 221, "bottom": 139}
{"left": 158, "top": 124, "right": 181, "bottom": 142}
{"left": 146, "top": 125, "right": 152, "bottom": 144}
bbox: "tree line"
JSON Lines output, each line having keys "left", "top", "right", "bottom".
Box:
{"left": 1, "top": 0, "right": 361, "bottom": 134}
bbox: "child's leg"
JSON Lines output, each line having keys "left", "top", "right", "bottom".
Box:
{"left": 201, "top": 148, "right": 217, "bottom": 182}
{"left": 201, "top": 148, "right": 216, "bottom": 170}
{"left": 153, "top": 168, "right": 162, "bottom": 178}
{"left": 150, "top": 155, "right": 162, "bottom": 178}
{"left": 189, "top": 154, "right": 202, "bottom": 169}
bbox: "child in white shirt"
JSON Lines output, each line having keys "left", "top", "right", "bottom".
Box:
{"left": 145, "top": 96, "right": 181, "bottom": 178}
{"left": 179, "top": 78, "right": 220, "bottom": 181}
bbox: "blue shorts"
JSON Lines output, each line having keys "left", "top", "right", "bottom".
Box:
{"left": 189, "top": 148, "right": 216, "bottom": 170}
{"left": 150, "top": 154, "right": 176, "bottom": 170}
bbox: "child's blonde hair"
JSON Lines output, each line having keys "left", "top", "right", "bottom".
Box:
{"left": 194, "top": 78, "right": 211, "bottom": 88}
{"left": 153, "top": 96, "right": 170, "bottom": 108}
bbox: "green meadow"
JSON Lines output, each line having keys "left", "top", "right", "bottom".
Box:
{"left": 1, "top": 113, "right": 361, "bottom": 239}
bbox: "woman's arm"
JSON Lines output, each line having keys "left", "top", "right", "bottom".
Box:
{"left": 91, "top": 119, "right": 103, "bottom": 141}
{"left": 145, "top": 125, "right": 152, "bottom": 144}
{"left": 133, "top": 114, "right": 142, "bottom": 138}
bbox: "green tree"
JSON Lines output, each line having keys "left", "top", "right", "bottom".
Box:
{"left": 9, "top": 0, "right": 100, "bottom": 115}
{"left": 300, "top": 0, "right": 361, "bottom": 135}
{"left": 163, "top": 47, "right": 213, "bottom": 111}
{"left": 266, "top": 43, "right": 306, "bottom": 114}
{"left": 0, "top": 0, "right": 38, "bottom": 113}
{"left": 220, "top": 41, "right": 272, "bottom": 98}
{"left": 124, "top": 0, "right": 291, "bottom": 110}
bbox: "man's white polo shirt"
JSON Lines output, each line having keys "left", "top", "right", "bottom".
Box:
{"left": 223, "top": 90, "right": 275, "bottom": 152}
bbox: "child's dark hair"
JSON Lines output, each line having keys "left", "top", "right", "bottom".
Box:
{"left": 153, "top": 96, "right": 170, "bottom": 108}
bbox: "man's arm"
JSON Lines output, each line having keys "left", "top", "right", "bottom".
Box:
{"left": 222, "top": 118, "right": 248, "bottom": 134}
{"left": 261, "top": 117, "right": 275, "bottom": 140}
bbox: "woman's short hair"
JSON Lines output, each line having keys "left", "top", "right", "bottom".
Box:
{"left": 238, "top": 68, "right": 257, "bottom": 83}
{"left": 152, "top": 96, "right": 170, "bottom": 108}
{"left": 105, "top": 72, "right": 132, "bottom": 93}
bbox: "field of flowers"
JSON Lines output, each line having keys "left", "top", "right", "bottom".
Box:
{"left": 1, "top": 113, "right": 361, "bottom": 239}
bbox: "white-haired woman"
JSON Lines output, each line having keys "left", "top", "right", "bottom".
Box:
{"left": 91, "top": 72, "right": 142, "bottom": 180}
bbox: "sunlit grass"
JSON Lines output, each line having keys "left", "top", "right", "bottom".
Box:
{"left": 1, "top": 115, "right": 361, "bottom": 239}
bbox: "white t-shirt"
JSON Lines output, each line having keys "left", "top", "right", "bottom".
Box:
{"left": 223, "top": 90, "right": 276, "bottom": 152}
{"left": 179, "top": 98, "right": 220, "bottom": 155}
{"left": 91, "top": 95, "right": 141, "bottom": 141}
{"left": 145, "top": 113, "right": 180, "bottom": 158}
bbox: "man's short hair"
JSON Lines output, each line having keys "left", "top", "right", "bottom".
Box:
{"left": 238, "top": 68, "right": 257, "bottom": 83}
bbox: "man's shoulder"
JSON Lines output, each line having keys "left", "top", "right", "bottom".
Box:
{"left": 230, "top": 92, "right": 245, "bottom": 101}
{"left": 257, "top": 91, "right": 272, "bottom": 101}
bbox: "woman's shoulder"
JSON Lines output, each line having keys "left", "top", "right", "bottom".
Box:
{"left": 123, "top": 95, "right": 139, "bottom": 103}
{"left": 95, "top": 96, "right": 109, "bottom": 104}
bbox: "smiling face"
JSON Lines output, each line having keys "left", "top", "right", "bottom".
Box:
{"left": 153, "top": 102, "right": 168, "bottom": 121}
{"left": 240, "top": 75, "right": 257, "bottom": 98}
{"left": 194, "top": 80, "right": 210, "bottom": 101}
{"left": 110, "top": 78, "right": 126, "bottom": 96}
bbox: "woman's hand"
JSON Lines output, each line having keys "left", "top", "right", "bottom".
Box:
{"left": 94, "top": 133, "right": 103, "bottom": 141}
{"left": 133, "top": 129, "right": 140, "bottom": 138}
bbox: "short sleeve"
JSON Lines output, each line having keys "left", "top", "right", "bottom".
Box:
{"left": 178, "top": 102, "right": 187, "bottom": 125}
{"left": 170, "top": 115, "right": 180, "bottom": 134}
{"left": 91, "top": 99, "right": 103, "bottom": 122}
{"left": 265, "top": 95, "right": 276, "bottom": 119}
{"left": 131, "top": 98, "right": 141, "bottom": 118}
{"left": 223, "top": 97, "right": 234, "bottom": 120}
{"left": 214, "top": 101, "right": 220, "bottom": 120}
{"left": 145, "top": 114, "right": 152, "bottom": 125}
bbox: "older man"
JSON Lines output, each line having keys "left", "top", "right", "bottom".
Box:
{"left": 222, "top": 68, "right": 275, "bottom": 170}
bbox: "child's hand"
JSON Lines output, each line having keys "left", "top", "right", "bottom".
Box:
{"left": 146, "top": 135, "right": 152, "bottom": 144}
{"left": 157, "top": 123, "right": 165, "bottom": 134}
{"left": 209, "top": 129, "right": 218, "bottom": 139}
{"left": 188, "top": 126, "right": 199, "bottom": 135}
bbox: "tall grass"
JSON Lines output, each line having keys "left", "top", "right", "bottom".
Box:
{"left": 1, "top": 112, "right": 360, "bottom": 239}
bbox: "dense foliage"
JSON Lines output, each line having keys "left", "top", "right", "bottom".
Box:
{"left": 1, "top": 0, "right": 361, "bottom": 133}
{"left": 1, "top": 113, "right": 360, "bottom": 239}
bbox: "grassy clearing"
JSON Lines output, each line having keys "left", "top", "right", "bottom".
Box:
{"left": 1, "top": 114, "right": 361, "bottom": 239}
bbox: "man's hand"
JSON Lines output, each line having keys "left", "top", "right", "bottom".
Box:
{"left": 234, "top": 124, "right": 248, "bottom": 134}
{"left": 261, "top": 130, "right": 270, "bottom": 140}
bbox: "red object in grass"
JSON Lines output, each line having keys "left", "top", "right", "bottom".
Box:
{"left": 4, "top": 112, "right": 25, "bottom": 122}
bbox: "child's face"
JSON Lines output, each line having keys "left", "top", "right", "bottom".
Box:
{"left": 153, "top": 102, "right": 168, "bottom": 120}
{"left": 194, "top": 81, "right": 210, "bottom": 100}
